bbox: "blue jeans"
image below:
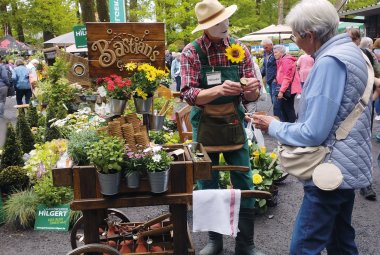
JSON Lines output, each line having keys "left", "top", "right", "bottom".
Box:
{"left": 375, "top": 98, "right": 380, "bottom": 115}
{"left": 290, "top": 186, "right": 358, "bottom": 255}
{"left": 175, "top": 76, "right": 181, "bottom": 92}
{"left": 271, "top": 82, "right": 282, "bottom": 119}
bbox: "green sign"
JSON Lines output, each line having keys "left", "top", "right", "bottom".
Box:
{"left": 34, "top": 204, "right": 70, "bottom": 231}
{"left": 0, "top": 193, "right": 4, "bottom": 225}
{"left": 73, "top": 25, "right": 87, "bottom": 49}
{"left": 109, "top": 0, "right": 126, "bottom": 23}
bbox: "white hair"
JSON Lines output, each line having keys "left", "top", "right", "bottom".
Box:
{"left": 261, "top": 38, "right": 273, "bottom": 45}
{"left": 285, "top": 0, "right": 339, "bottom": 44}
{"left": 273, "top": 44, "right": 286, "bottom": 54}
{"left": 359, "top": 37, "right": 373, "bottom": 49}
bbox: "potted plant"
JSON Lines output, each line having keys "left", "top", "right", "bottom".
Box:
{"left": 125, "top": 63, "right": 168, "bottom": 114}
{"left": 87, "top": 136, "right": 125, "bottom": 195}
{"left": 145, "top": 146, "right": 173, "bottom": 193}
{"left": 97, "top": 74, "right": 132, "bottom": 115}
{"left": 67, "top": 130, "right": 100, "bottom": 166}
{"left": 250, "top": 145, "right": 284, "bottom": 212}
{"left": 124, "top": 145, "right": 148, "bottom": 188}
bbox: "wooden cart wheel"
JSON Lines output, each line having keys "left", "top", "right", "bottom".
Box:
{"left": 66, "top": 243, "right": 121, "bottom": 255}
{"left": 70, "top": 208, "right": 130, "bottom": 249}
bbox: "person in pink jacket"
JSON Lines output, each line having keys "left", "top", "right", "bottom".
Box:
{"left": 273, "top": 44, "right": 302, "bottom": 122}
{"left": 297, "top": 53, "right": 314, "bottom": 87}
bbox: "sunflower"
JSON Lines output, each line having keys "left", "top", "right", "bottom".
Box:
{"left": 225, "top": 43, "right": 245, "bottom": 63}
{"left": 252, "top": 173, "right": 263, "bottom": 185}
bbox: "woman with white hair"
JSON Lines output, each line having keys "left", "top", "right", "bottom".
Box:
{"left": 273, "top": 44, "right": 301, "bottom": 122}
{"left": 253, "top": 0, "right": 372, "bottom": 254}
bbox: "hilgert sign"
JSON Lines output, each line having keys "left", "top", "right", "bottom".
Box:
{"left": 73, "top": 25, "right": 87, "bottom": 48}
{"left": 86, "top": 23, "right": 165, "bottom": 78}
{"left": 109, "top": 0, "right": 126, "bottom": 23}
{"left": 34, "top": 204, "right": 70, "bottom": 231}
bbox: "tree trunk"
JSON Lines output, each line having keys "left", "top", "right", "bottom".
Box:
{"left": 11, "top": 3, "right": 24, "bottom": 42}
{"left": 79, "top": 0, "right": 96, "bottom": 23}
{"left": 277, "top": 0, "right": 284, "bottom": 25}
{"left": 0, "top": 3, "right": 12, "bottom": 36}
{"left": 43, "top": 30, "right": 55, "bottom": 42}
{"left": 96, "top": 0, "right": 109, "bottom": 22}
{"left": 256, "top": 0, "right": 261, "bottom": 15}
{"left": 128, "top": 0, "right": 138, "bottom": 21}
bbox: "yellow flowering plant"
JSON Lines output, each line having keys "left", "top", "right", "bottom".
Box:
{"left": 125, "top": 63, "right": 169, "bottom": 99}
{"left": 249, "top": 144, "right": 284, "bottom": 211}
{"left": 225, "top": 43, "right": 245, "bottom": 64}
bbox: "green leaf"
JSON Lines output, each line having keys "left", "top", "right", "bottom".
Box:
{"left": 258, "top": 199, "right": 267, "bottom": 207}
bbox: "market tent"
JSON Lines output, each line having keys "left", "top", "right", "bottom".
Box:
{"left": 44, "top": 32, "right": 75, "bottom": 46}
{"left": 65, "top": 44, "right": 88, "bottom": 53}
{"left": 239, "top": 33, "right": 292, "bottom": 42}
{"left": 0, "top": 35, "right": 32, "bottom": 55}
{"left": 247, "top": 24, "right": 292, "bottom": 35}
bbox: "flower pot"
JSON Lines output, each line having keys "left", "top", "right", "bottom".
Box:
{"left": 150, "top": 115, "right": 165, "bottom": 131}
{"left": 133, "top": 97, "right": 153, "bottom": 114}
{"left": 126, "top": 171, "right": 140, "bottom": 188}
{"left": 109, "top": 98, "right": 127, "bottom": 115}
{"left": 148, "top": 168, "right": 170, "bottom": 193}
{"left": 97, "top": 171, "right": 121, "bottom": 195}
{"left": 267, "top": 185, "right": 279, "bottom": 207}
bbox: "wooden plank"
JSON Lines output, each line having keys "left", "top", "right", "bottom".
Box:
{"left": 170, "top": 204, "right": 188, "bottom": 254}
{"left": 52, "top": 167, "right": 73, "bottom": 187}
{"left": 71, "top": 193, "right": 192, "bottom": 210}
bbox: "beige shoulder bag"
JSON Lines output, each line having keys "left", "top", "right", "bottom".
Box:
{"left": 278, "top": 53, "right": 374, "bottom": 190}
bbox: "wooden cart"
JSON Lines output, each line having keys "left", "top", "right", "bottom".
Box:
{"left": 53, "top": 144, "right": 271, "bottom": 255}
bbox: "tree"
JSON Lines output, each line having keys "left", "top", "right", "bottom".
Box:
{"left": 11, "top": 1, "right": 24, "bottom": 42}
{"left": 96, "top": 0, "right": 109, "bottom": 22}
{"left": 79, "top": 0, "right": 96, "bottom": 22}
{"left": 1, "top": 123, "right": 24, "bottom": 170}
{"left": 16, "top": 110, "right": 35, "bottom": 154}
{"left": 0, "top": 0, "right": 12, "bottom": 36}
{"left": 27, "top": 101, "right": 38, "bottom": 128}
{"left": 128, "top": 0, "right": 138, "bottom": 21}
{"left": 45, "top": 105, "right": 61, "bottom": 142}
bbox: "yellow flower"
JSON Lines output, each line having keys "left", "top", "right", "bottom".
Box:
{"left": 260, "top": 146, "right": 266, "bottom": 154}
{"left": 225, "top": 43, "right": 245, "bottom": 63}
{"left": 253, "top": 150, "right": 260, "bottom": 159}
{"left": 135, "top": 88, "right": 148, "bottom": 100}
{"left": 252, "top": 174, "right": 263, "bottom": 185}
{"left": 270, "top": 152, "right": 277, "bottom": 159}
{"left": 183, "top": 139, "right": 192, "bottom": 144}
{"left": 125, "top": 63, "right": 137, "bottom": 71}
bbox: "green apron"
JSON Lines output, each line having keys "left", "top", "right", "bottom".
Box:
{"left": 190, "top": 40, "right": 254, "bottom": 209}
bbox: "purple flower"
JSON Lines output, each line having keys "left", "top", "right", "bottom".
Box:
{"left": 37, "top": 162, "right": 46, "bottom": 178}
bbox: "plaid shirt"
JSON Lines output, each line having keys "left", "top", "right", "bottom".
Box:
{"left": 180, "top": 34, "right": 255, "bottom": 105}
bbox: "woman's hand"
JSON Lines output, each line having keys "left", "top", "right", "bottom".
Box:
{"left": 252, "top": 115, "right": 276, "bottom": 132}
{"left": 277, "top": 91, "right": 284, "bottom": 100}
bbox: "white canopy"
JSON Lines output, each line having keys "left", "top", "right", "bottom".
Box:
{"left": 65, "top": 44, "right": 88, "bottom": 53}
{"left": 239, "top": 33, "right": 292, "bottom": 42}
{"left": 248, "top": 24, "right": 292, "bottom": 35}
{"left": 44, "top": 32, "right": 75, "bottom": 45}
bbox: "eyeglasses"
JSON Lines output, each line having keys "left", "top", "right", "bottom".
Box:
{"left": 290, "top": 35, "right": 296, "bottom": 43}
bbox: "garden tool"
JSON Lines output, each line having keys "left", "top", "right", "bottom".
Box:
{"left": 199, "top": 231, "right": 223, "bottom": 255}
{"left": 235, "top": 208, "right": 265, "bottom": 255}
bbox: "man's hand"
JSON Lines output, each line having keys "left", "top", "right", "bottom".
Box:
{"left": 217, "top": 80, "right": 242, "bottom": 96}
{"left": 252, "top": 115, "right": 276, "bottom": 132}
{"left": 242, "top": 78, "right": 260, "bottom": 94}
{"left": 277, "top": 91, "right": 283, "bottom": 100}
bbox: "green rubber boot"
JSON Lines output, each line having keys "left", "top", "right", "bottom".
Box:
{"left": 235, "top": 208, "right": 265, "bottom": 255}
{"left": 199, "top": 231, "right": 223, "bottom": 255}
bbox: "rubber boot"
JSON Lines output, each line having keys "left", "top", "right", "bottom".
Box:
{"left": 199, "top": 231, "right": 223, "bottom": 255}
{"left": 235, "top": 208, "right": 265, "bottom": 255}
{"left": 0, "top": 102, "right": 4, "bottom": 118}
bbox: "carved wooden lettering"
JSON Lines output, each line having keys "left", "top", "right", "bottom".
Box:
{"left": 87, "top": 22, "right": 165, "bottom": 78}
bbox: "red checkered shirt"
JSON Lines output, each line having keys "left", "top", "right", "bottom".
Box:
{"left": 180, "top": 34, "right": 255, "bottom": 106}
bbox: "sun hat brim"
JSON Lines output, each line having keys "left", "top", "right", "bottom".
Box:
{"left": 192, "top": 5, "right": 237, "bottom": 34}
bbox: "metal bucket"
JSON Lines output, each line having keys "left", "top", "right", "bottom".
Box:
{"left": 150, "top": 115, "right": 165, "bottom": 131}
{"left": 126, "top": 171, "right": 140, "bottom": 188}
{"left": 110, "top": 99, "right": 127, "bottom": 115}
{"left": 133, "top": 97, "right": 153, "bottom": 114}
{"left": 148, "top": 169, "right": 170, "bottom": 193}
{"left": 97, "top": 171, "right": 121, "bottom": 195}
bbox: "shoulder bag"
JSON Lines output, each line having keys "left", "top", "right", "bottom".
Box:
{"left": 278, "top": 53, "right": 374, "bottom": 190}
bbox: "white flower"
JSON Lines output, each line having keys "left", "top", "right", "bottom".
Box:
{"left": 144, "top": 147, "right": 152, "bottom": 153}
{"left": 152, "top": 146, "right": 162, "bottom": 153}
{"left": 152, "top": 154, "right": 162, "bottom": 162}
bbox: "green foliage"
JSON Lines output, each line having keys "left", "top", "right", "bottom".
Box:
{"left": 45, "top": 105, "right": 61, "bottom": 142}
{"left": 87, "top": 136, "right": 125, "bottom": 174}
{"left": 163, "top": 118, "right": 178, "bottom": 132}
{"left": 124, "top": 146, "right": 149, "bottom": 174}
{"left": 4, "top": 189, "right": 39, "bottom": 229}
{"left": 48, "top": 57, "right": 70, "bottom": 83}
{"left": 149, "top": 130, "right": 180, "bottom": 145}
{"left": 146, "top": 148, "right": 173, "bottom": 172}
{"left": 1, "top": 123, "right": 24, "bottom": 170}
{"left": 17, "top": 111, "right": 35, "bottom": 153}
{"left": 37, "top": 78, "right": 76, "bottom": 106}
{"left": 38, "top": 113, "right": 46, "bottom": 127}
{"left": 68, "top": 130, "right": 100, "bottom": 166}
{"left": 34, "top": 174, "right": 73, "bottom": 208}
{"left": 56, "top": 103, "right": 68, "bottom": 120}
{"left": 27, "top": 101, "right": 39, "bottom": 128}
{"left": 0, "top": 166, "right": 29, "bottom": 194}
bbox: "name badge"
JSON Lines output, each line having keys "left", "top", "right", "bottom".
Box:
{"left": 206, "top": 71, "right": 222, "bottom": 86}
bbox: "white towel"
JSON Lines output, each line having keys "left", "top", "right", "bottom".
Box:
{"left": 193, "top": 189, "right": 241, "bottom": 237}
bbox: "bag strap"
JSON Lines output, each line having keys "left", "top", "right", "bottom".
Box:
{"left": 335, "top": 52, "right": 375, "bottom": 140}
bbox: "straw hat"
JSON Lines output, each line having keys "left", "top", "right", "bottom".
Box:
{"left": 192, "top": 0, "right": 237, "bottom": 34}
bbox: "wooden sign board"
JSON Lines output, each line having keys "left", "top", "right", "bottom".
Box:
{"left": 86, "top": 22, "right": 165, "bottom": 78}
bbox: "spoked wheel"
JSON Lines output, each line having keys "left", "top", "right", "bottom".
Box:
{"left": 66, "top": 243, "right": 121, "bottom": 255}
{"left": 70, "top": 208, "right": 130, "bottom": 249}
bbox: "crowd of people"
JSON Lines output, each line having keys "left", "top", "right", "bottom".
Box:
{"left": 179, "top": 0, "right": 380, "bottom": 254}
{"left": 0, "top": 57, "right": 38, "bottom": 118}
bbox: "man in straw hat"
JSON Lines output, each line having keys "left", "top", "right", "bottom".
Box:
{"left": 180, "top": 0, "right": 263, "bottom": 254}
